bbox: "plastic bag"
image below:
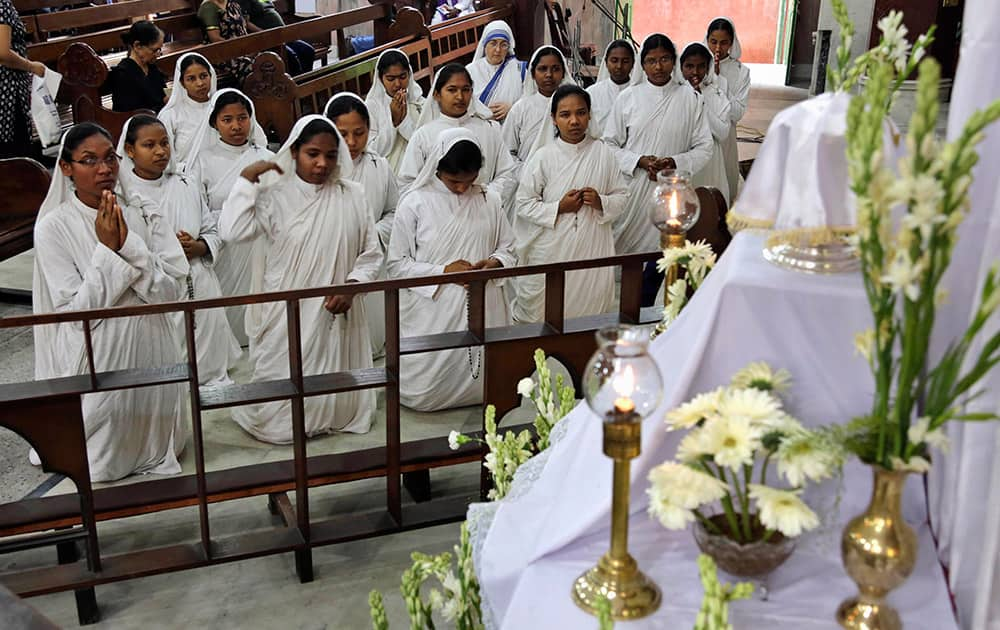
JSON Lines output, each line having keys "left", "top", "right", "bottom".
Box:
{"left": 30, "top": 67, "right": 62, "bottom": 147}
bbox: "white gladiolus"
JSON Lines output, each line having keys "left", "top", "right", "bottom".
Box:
{"left": 748, "top": 485, "right": 820, "bottom": 538}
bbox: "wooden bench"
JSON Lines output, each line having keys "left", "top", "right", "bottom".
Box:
{"left": 0, "top": 158, "right": 50, "bottom": 263}
{"left": 246, "top": 4, "right": 512, "bottom": 143}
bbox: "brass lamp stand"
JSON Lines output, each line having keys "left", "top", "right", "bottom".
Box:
{"left": 572, "top": 402, "right": 662, "bottom": 620}
{"left": 661, "top": 231, "right": 687, "bottom": 303}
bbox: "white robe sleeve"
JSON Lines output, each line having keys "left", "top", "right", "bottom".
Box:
{"left": 347, "top": 199, "right": 384, "bottom": 284}
{"left": 396, "top": 101, "right": 420, "bottom": 141}
{"left": 218, "top": 177, "right": 272, "bottom": 243}
{"left": 702, "top": 82, "right": 733, "bottom": 142}
{"left": 397, "top": 128, "right": 429, "bottom": 196}
{"left": 602, "top": 94, "right": 642, "bottom": 177}
{"left": 669, "top": 101, "right": 714, "bottom": 179}
{"left": 488, "top": 192, "right": 517, "bottom": 269}
{"left": 501, "top": 102, "right": 524, "bottom": 167}
{"left": 196, "top": 191, "right": 222, "bottom": 267}
{"left": 376, "top": 170, "right": 398, "bottom": 248}
{"left": 118, "top": 206, "right": 189, "bottom": 303}
{"left": 486, "top": 125, "right": 519, "bottom": 202}
{"left": 35, "top": 220, "right": 142, "bottom": 316}
{"left": 514, "top": 153, "right": 558, "bottom": 229}
{"left": 386, "top": 196, "right": 447, "bottom": 282}
{"left": 726, "top": 63, "right": 751, "bottom": 123}
{"left": 595, "top": 157, "right": 630, "bottom": 225}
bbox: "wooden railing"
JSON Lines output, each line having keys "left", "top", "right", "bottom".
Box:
{"left": 0, "top": 251, "right": 665, "bottom": 625}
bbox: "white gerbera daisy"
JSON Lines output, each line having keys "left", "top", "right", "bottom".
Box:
{"left": 729, "top": 361, "right": 791, "bottom": 393}
{"left": 717, "top": 387, "right": 783, "bottom": 425}
{"left": 648, "top": 462, "right": 727, "bottom": 509}
{"left": 676, "top": 428, "right": 710, "bottom": 463}
{"left": 666, "top": 387, "right": 724, "bottom": 429}
{"left": 701, "top": 415, "right": 762, "bottom": 470}
{"left": 748, "top": 484, "right": 819, "bottom": 538}
{"left": 776, "top": 434, "right": 836, "bottom": 487}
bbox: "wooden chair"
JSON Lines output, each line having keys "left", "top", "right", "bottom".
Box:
{"left": 0, "top": 157, "right": 50, "bottom": 263}
{"left": 689, "top": 186, "right": 732, "bottom": 256}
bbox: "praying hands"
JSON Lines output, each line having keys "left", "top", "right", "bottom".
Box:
{"left": 95, "top": 190, "right": 128, "bottom": 252}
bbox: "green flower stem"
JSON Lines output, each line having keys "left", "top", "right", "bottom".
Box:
{"left": 759, "top": 451, "right": 773, "bottom": 486}
{"left": 761, "top": 528, "right": 776, "bottom": 544}
{"left": 693, "top": 508, "right": 725, "bottom": 536}
{"left": 741, "top": 464, "right": 754, "bottom": 540}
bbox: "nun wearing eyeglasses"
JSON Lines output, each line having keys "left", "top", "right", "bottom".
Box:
{"left": 465, "top": 20, "right": 527, "bottom": 122}
{"left": 32, "top": 123, "right": 190, "bottom": 481}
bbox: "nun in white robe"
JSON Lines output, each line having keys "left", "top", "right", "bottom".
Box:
{"left": 325, "top": 92, "right": 399, "bottom": 356}
{"left": 465, "top": 20, "right": 526, "bottom": 117}
{"left": 398, "top": 68, "right": 517, "bottom": 202}
{"left": 116, "top": 116, "right": 241, "bottom": 386}
{"left": 190, "top": 88, "right": 273, "bottom": 346}
{"left": 157, "top": 52, "right": 217, "bottom": 170}
{"left": 674, "top": 42, "right": 732, "bottom": 205}
{"left": 218, "top": 115, "right": 382, "bottom": 444}
{"left": 586, "top": 40, "right": 641, "bottom": 134}
{"left": 387, "top": 128, "right": 516, "bottom": 411}
{"left": 602, "top": 36, "right": 714, "bottom": 254}
{"left": 364, "top": 48, "right": 425, "bottom": 171}
{"left": 512, "top": 105, "right": 628, "bottom": 323}
{"left": 33, "top": 128, "right": 190, "bottom": 482}
{"left": 705, "top": 16, "right": 751, "bottom": 203}
{"left": 501, "top": 46, "right": 576, "bottom": 212}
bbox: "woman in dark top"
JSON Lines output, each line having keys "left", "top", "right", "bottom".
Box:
{"left": 0, "top": 0, "right": 46, "bottom": 157}
{"left": 109, "top": 21, "right": 168, "bottom": 112}
{"left": 198, "top": 0, "right": 254, "bottom": 84}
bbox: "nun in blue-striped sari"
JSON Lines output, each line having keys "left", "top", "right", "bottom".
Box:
{"left": 465, "top": 20, "right": 526, "bottom": 122}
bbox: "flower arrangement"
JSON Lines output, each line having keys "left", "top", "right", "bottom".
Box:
{"left": 449, "top": 348, "right": 576, "bottom": 499}
{"left": 837, "top": 2, "right": 1000, "bottom": 471}
{"left": 694, "top": 554, "right": 753, "bottom": 630}
{"left": 647, "top": 362, "right": 844, "bottom": 543}
{"left": 652, "top": 239, "right": 717, "bottom": 337}
{"left": 372, "top": 349, "right": 577, "bottom": 628}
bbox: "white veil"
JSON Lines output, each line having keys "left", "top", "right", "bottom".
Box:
{"left": 672, "top": 41, "right": 720, "bottom": 88}
{"left": 415, "top": 66, "right": 494, "bottom": 130}
{"left": 403, "top": 126, "right": 482, "bottom": 201}
{"left": 595, "top": 38, "right": 642, "bottom": 86}
{"left": 184, "top": 87, "right": 269, "bottom": 171}
{"left": 363, "top": 48, "right": 425, "bottom": 157}
{"left": 704, "top": 16, "right": 743, "bottom": 61}
{"left": 159, "top": 52, "right": 218, "bottom": 166}
{"left": 521, "top": 46, "right": 576, "bottom": 98}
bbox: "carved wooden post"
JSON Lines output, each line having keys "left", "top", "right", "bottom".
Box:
{"left": 243, "top": 51, "right": 298, "bottom": 145}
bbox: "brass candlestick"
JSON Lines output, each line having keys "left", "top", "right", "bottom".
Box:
{"left": 571, "top": 406, "right": 662, "bottom": 619}
{"left": 575, "top": 326, "right": 664, "bottom": 621}
{"left": 661, "top": 230, "right": 687, "bottom": 304}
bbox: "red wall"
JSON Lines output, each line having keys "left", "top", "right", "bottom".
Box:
{"left": 631, "top": 0, "right": 780, "bottom": 64}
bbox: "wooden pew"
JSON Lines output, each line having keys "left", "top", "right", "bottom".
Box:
{"left": 0, "top": 158, "right": 50, "bottom": 263}
{"left": 245, "top": 4, "right": 512, "bottom": 143}
{"left": 25, "top": 0, "right": 197, "bottom": 49}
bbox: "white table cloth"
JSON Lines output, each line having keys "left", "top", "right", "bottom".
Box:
{"left": 471, "top": 232, "right": 957, "bottom": 629}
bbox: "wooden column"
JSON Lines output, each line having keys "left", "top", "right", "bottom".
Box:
{"left": 509, "top": 0, "right": 545, "bottom": 57}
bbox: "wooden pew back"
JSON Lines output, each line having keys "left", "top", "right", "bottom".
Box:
{"left": 0, "top": 158, "right": 50, "bottom": 262}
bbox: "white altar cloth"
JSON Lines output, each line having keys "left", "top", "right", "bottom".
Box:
{"left": 473, "top": 232, "right": 957, "bottom": 628}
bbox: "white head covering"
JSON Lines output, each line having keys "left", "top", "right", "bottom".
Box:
{"left": 522, "top": 46, "right": 576, "bottom": 97}
{"left": 323, "top": 91, "right": 377, "bottom": 176}
{"left": 159, "top": 53, "right": 218, "bottom": 164}
{"left": 471, "top": 20, "right": 518, "bottom": 67}
{"left": 705, "top": 16, "right": 743, "bottom": 61}
{"left": 259, "top": 114, "right": 353, "bottom": 191}
{"left": 404, "top": 126, "right": 482, "bottom": 200}
{"left": 116, "top": 115, "right": 181, "bottom": 189}
{"left": 528, "top": 86, "right": 602, "bottom": 155}
{"left": 185, "top": 87, "right": 269, "bottom": 170}
{"left": 363, "top": 48, "right": 425, "bottom": 156}
{"left": 415, "top": 65, "right": 494, "bottom": 129}
{"left": 672, "top": 41, "right": 719, "bottom": 89}
{"left": 596, "top": 38, "right": 642, "bottom": 86}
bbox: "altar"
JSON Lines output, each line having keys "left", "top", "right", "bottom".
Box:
{"left": 469, "top": 232, "right": 958, "bottom": 629}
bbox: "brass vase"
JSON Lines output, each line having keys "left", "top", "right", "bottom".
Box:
{"left": 836, "top": 466, "right": 917, "bottom": 630}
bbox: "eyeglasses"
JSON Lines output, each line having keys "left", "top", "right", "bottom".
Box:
{"left": 643, "top": 55, "right": 674, "bottom": 67}
{"left": 143, "top": 44, "right": 163, "bottom": 56}
{"left": 69, "top": 154, "right": 121, "bottom": 168}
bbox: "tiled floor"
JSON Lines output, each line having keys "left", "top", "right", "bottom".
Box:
{"left": 0, "top": 68, "right": 808, "bottom": 628}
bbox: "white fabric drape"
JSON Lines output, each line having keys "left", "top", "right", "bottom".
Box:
{"left": 674, "top": 42, "right": 731, "bottom": 204}
{"left": 601, "top": 77, "right": 713, "bottom": 254}
{"left": 587, "top": 40, "right": 641, "bottom": 134}
{"left": 512, "top": 135, "right": 627, "bottom": 323}
{"left": 116, "top": 116, "right": 241, "bottom": 386}
{"left": 929, "top": 0, "right": 1000, "bottom": 626}
{"left": 466, "top": 20, "right": 526, "bottom": 108}
{"left": 157, "top": 52, "right": 218, "bottom": 169}
{"left": 217, "top": 115, "right": 382, "bottom": 443}
{"left": 387, "top": 128, "right": 516, "bottom": 411}
{"left": 190, "top": 88, "right": 274, "bottom": 346}
{"left": 706, "top": 17, "right": 750, "bottom": 203}
{"left": 32, "top": 130, "right": 190, "bottom": 482}
{"left": 362, "top": 48, "right": 425, "bottom": 171}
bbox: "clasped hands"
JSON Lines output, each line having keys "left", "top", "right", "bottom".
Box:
{"left": 637, "top": 156, "right": 677, "bottom": 181}
{"left": 558, "top": 188, "right": 603, "bottom": 214}
{"left": 444, "top": 257, "right": 503, "bottom": 287}
{"left": 94, "top": 190, "right": 129, "bottom": 252}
